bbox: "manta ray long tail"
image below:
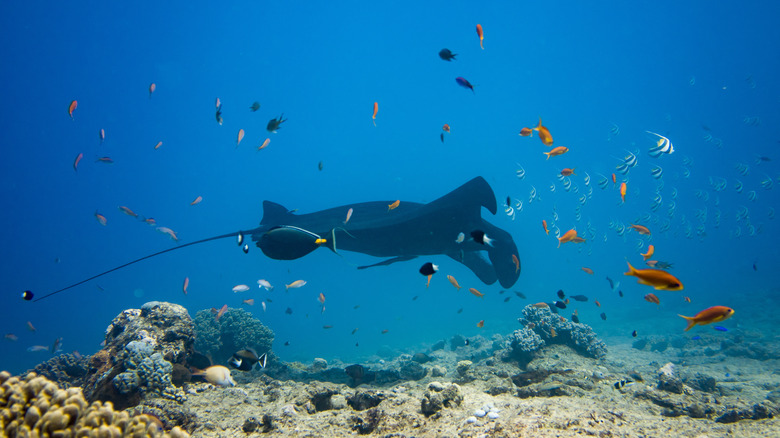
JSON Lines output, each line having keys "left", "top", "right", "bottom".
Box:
{"left": 32, "top": 231, "right": 242, "bottom": 302}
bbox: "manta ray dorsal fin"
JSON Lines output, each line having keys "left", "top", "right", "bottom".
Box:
{"left": 417, "top": 176, "right": 498, "bottom": 219}
{"left": 260, "top": 201, "right": 294, "bottom": 225}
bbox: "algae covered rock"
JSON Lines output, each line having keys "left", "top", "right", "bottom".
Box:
{"left": 193, "top": 307, "right": 274, "bottom": 365}
{"left": 515, "top": 304, "right": 607, "bottom": 359}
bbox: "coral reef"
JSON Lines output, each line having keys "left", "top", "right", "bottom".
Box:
{"left": 500, "top": 327, "right": 545, "bottom": 365}
{"left": 0, "top": 371, "right": 189, "bottom": 437}
{"left": 192, "top": 308, "right": 274, "bottom": 366}
{"left": 81, "top": 302, "right": 195, "bottom": 409}
{"left": 420, "top": 381, "right": 463, "bottom": 417}
{"left": 31, "top": 352, "right": 91, "bottom": 390}
{"left": 512, "top": 304, "right": 607, "bottom": 360}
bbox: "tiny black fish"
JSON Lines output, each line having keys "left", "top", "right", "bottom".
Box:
{"left": 21, "top": 290, "right": 34, "bottom": 301}
{"left": 570, "top": 295, "right": 588, "bottom": 302}
{"left": 557, "top": 289, "right": 566, "bottom": 299}
{"left": 631, "top": 330, "right": 637, "bottom": 337}
{"left": 506, "top": 196, "right": 511, "bottom": 207}
{"left": 318, "top": 161, "right": 324, "bottom": 171}
{"left": 419, "top": 262, "right": 438, "bottom": 276}
{"left": 438, "top": 48, "right": 457, "bottom": 61}
{"left": 457, "top": 307, "right": 463, "bottom": 314}
{"left": 606, "top": 276, "right": 615, "bottom": 289}
{"left": 499, "top": 290, "right": 506, "bottom": 295}
{"left": 503, "top": 297, "right": 511, "bottom": 303}
{"left": 440, "top": 133, "right": 444, "bottom": 143}
{"left": 618, "top": 290, "right": 624, "bottom": 297}
{"left": 250, "top": 101, "right": 261, "bottom": 112}
{"left": 613, "top": 379, "right": 632, "bottom": 390}
{"left": 572, "top": 314, "right": 580, "bottom": 324}
{"left": 600, "top": 312, "right": 607, "bottom": 321}
{"left": 515, "top": 291, "right": 526, "bottom": 299}
{"left": 553, "top": 300, "right": 567, "bottom": 309}
{"left": 464, "top": 339, "right": 469, "bottom": 346}
{"left": 267, "top": 114, "right": 287, "bottom": 132}
{"left": 242, "top": 244, "right": 249, "bottom": 254}
{"left": 753, "top": 262, "right": 757, "bottom": 271}
{"left": 284, "top": 341, "right": 290, "bottom": 346}
{"left": 285, "top": 307, "right": 293, "bottom": 315}
{"left": 412, "top": 295, "right": 419, "bottom": 301}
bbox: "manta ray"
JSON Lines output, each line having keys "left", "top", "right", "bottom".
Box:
{"left": 31, "top": 176, "right": 520, "bottom": 302}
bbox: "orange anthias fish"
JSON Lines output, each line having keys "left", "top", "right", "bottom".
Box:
{"left": 532, "top": 302, "right": 549, "bottom": 308}
{"left": 476, "top": 24, "right": 484, "bottom": 49}
{"left": 620, "top": 182, "right": 627, "bottom": 203}
{"left": 243, "top": 299, "right": 255, "bottom": 306}
{"left": 544, "top": 147, "right": 569, "bottom": 160}
{"left": 533, "top": 118, "right": 553, "bottom": 146}
{"left": 581, "top": 267, "right": 594, "bottom": 275}
{"left": 154, "top": 141, "right": 163, "bottom": 150}
{"left": 611, "top": 173, "right": 617, "bottom": 185}
{"left": 372, "top": 102, "right": 378, "bottom": 126}
{"left": 683, "top": 296, "right": 692, "bottom": 303}
{"left": 286, "top": 280, "right": 307, "bottom": 290}
{"left": 149, "top": 83, "right": 156, "bottom": 98}
{"left": 560, "top": 167, "right": 576, "bottom": 176}
{"left": 594, "top": 300, "right": 601, "bottom": 307}
{"left": 641, "top": 244, "right": 655, "bottom": 261}
{"left": 73, "top": 153, "right": 83, "bottom": 172}
{"left": 94, "top": 211, "right": 107, "bottom": 226}
{"left": 679, "top": 306, "right": 734, "bottom": 331}
{"left": 512, "top": 254, "right": 520, "bottom": 273}
{"left": 237, "top": 129, "right": 245, "bottom": 147}
{"left": 156, "top": 226, "right": 179, "bottom": 241}
{"left": 215, "top": 304, "right": 228, "bottom": 321}
{"left": 190, "top": 196, "right": 203, "bottom": 206}
{"left": 118, "top": 206, "right": 138, "bottom": 217}
{"left": 519, "top": 127, "right": 533, "bottom": 137}
{"left": 542, "top": 220, "right": 549, "bottom": 235}
{"left": 476, "top": 320, "right": 485, "bottom": 328}
{"left": 631, "top": 224, "right": 651, "bottom": 235}
{"left": 182, "top": 277, "right": 189, "bottom": 295}
{"left": 644, "top": 293, "right": 660, "bottom": 305}
{"left": 318, "top": 293, "right": 326, "bottom": 305}
{"left": 344, "top": 207, "right": 353, "bottom": 224}
{"left": 258, "top": 138, "right": 270, "bottom": 151}
{"left": 557, "top": 229, "right": 578, "bottom": 247}
{"left": 26, "top": 321, "right": 36, "bottom": 332}
{"left": 447, "top": 275, "right": 462, "bottom": 290}
{"left": 469, "top": 288, "right": 485, "bottom": 298}
{"left": 624, "top": 262, "right": 683, "bottom": 291}
{"left": 387, "top": 200, "right": 400, "bottom": 211}
{"left": 442, "top": 124, "right": 450, "bottom": 133}
{"left": 99, "top": 129, "right": 105, "bottom": 144}
{"left": 68, "top": 100, "right": 77, "bottom": 119}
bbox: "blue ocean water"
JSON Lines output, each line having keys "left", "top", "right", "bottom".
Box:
{"left": 1, "top": 1, "right": 778, "bottom": 375}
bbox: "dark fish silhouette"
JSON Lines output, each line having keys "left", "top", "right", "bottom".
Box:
{"left": 455, "top": 77, "right": 475, "bottom": 93}
{"left": 27, "top": 177, "right": 520, "bottom": 302}
{"left": 267, "top": 114, "right": 287, "bottom": 132}
{"left": 438, "top": 48, "right": 457, "bottom": 61}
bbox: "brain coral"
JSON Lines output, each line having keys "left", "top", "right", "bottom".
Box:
{"left": 193, "top": 308, "right": 274, "bottom": 365}
{"left": 0, "top": 371, "right": 189, "bottom": 437}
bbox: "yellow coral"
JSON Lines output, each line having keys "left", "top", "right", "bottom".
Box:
{"left": 0, "top": 371, "right": 189, "bottom": 438}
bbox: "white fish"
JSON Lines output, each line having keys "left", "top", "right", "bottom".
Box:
{"left": 261, "top": 301, "right": 267, "bottom": 312}
{"left": 232, "top": 284, "right": 250, "bottom": 293}
{"left": 257, "top": 279, "right": 274, "bottom": 290}
{"left": 27, "top": 345, "right": 49, "bottom": 352}
{"left": 203, "top": 365, "right": 236, "bottom": 386}
{"left": 344, "top": 208, "right": 353, "bottom": 224}
{"left": 646, "top": 131, "right": 674, "bottom": 155}
{"left": 455, "top": 232, "right": 465, "bottom": 243}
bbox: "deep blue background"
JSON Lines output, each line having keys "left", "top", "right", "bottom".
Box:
{"left": 1, "top": 1, "right": 778, "bottom": 373}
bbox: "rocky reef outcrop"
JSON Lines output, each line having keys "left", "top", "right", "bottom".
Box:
{"left": 192, "top": 308, "right": 274, "bottom": 366}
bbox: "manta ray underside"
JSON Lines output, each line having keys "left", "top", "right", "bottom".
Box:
{"left": 31, "top": 177, "right": 520, "bottom": 302}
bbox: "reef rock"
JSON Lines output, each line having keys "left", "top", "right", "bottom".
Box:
{"left": 515, "top": 304, "right": 607, "bottom": 359}
{"left": 81, "top": 301, "right": 195, "bottom": 409}
{"left": 192, "top": 307, "right": 274, "bottom": 366}
{"left": 420, "top": 382, "right": 463, "bottom": 417}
